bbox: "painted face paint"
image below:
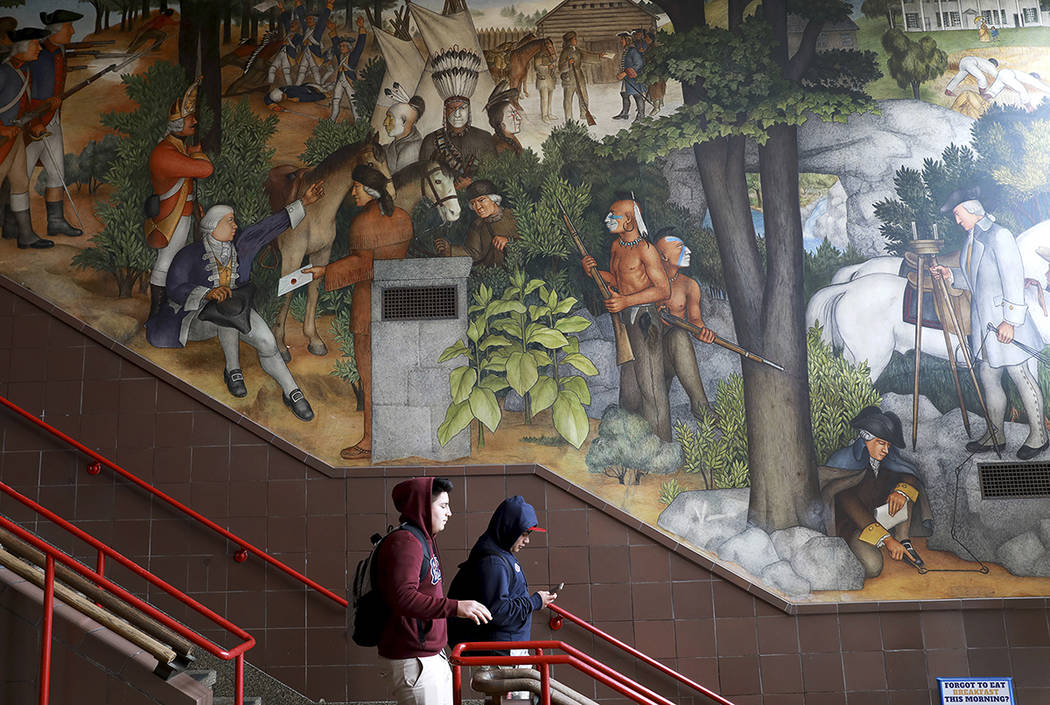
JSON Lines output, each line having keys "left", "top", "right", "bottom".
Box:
{"left": 504, "top": 106, "right": 523, "bottom": 134}
{"left": 678, "top": 244, "right": 692, "bottom": 267}
{"left": 448, "top": 103, "right": 469, "bottom": 128}
{"left": 605, "top": 213, "right": 624, "bottom": 232}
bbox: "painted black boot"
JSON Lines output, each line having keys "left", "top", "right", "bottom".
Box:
{"left": 633, "top": 94, "right": 645, "bottom": 121}
{"left": 15, "top": 209, "right": 53, "bottom": 249}
{"left": 148, "top": 284, "right": 167, "bottom": 319}
{"left": 0, "top": 203, "right": 14, "bottom": 239}
{"left": 612, "top": 93, "right": 630, "bottom": 119}
{"left": 45, "top": 201, "right": 82, "bottom": 237}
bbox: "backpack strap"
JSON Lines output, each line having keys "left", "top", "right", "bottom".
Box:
{"left": 397, "top": 523, "right": 434, "bottom": 647}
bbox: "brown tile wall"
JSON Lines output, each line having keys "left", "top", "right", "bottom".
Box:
{"left": 2, "top": 281, "right": 1050, "bottom": 705}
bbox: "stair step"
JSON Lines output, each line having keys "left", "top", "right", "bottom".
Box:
{"left": 213, "top": 698, "right": 261, "bottom": 705}
{"left": 184, "top": 669, "right": 217, "bottom": 689}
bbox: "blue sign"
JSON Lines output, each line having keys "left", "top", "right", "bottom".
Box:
{"left": 938, "top": 678, "right": 1014, "bottom": 704}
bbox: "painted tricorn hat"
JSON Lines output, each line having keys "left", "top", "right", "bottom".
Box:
{"left": 851, "top": 405, "right": 906, "bottom": 449}
{"left": 168, "top": 76, "right": 202, "bottom": 122}
{"left": 939, "top": 186, "right": 982, "bottom": 214}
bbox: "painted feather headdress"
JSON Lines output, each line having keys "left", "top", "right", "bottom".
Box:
{"left": 430, "top": 45, "right": 482, "bottom": 101}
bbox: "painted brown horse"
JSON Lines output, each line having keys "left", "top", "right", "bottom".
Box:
{"left": 264, "top": 133, "right": 393, "bottom": 360}
{"left": 487, "top": 35, "right": 557, "bottom": 105}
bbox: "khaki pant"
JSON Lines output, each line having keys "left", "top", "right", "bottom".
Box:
{"left": 847, "top": 501, "right": 912, "bottom": 578}
{"left": 380, "top": 652, "right": 453, "bottom": 705}
{"left": 561, "top": 77, "right": 589, "bottom": 120}
{"left": 1, "top": 135, "right": 30, "bottom": 199}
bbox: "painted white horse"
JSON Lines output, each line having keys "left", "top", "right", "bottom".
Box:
{"left": 808, "top": 220, "right": 1050, "bottom": 380}
{"left": 830, "top": 256, "right": 901, "bottom": 283}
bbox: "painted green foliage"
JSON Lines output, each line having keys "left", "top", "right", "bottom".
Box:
{"left": 73, "top": 62, "right": 278, "bottom": 298}
{"left": 881, "top": 29, "right": 948, "bottom": 99}
{"left": 72, "top": 62, "right": 188, "bottom": 298}
{"left": 437, "top": 271, "right": 598, "bottom": 449}
{"left": 586, "top": 406, "right": 684, "bottom": 486}
{"left": 672, "top": 326, "right": 881, "bottom": 487}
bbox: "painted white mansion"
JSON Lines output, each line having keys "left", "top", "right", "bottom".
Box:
{"left": 899, "top": 0, "right": 1049, "bottom": 30}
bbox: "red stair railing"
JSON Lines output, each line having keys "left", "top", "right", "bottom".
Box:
{"left": 0, "top": 394, "right": 347, "bottom": 608}
{"left": 549, "top": 603, "right": 736, "bottom": 705}
{"left": 0, "top": 480, "right": 255, "bottom": 705}
{"left": 451, "top": 640, "right": 714, "bottom": 705}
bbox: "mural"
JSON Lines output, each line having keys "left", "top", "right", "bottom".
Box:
{"left": 4, "top": 0, "right": 1050, "bottom": 603}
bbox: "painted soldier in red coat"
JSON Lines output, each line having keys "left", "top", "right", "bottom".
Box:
{"left": 144, "top": 77, "right": 213, "bottom": 322}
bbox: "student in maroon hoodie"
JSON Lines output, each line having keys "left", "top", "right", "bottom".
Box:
{"left": 376, "top": 477, "right": 492, "bottom": 705}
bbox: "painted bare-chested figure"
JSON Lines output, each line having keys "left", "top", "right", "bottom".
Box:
{"left": 581, "top": 199, "right": 672, "bottom": 440}
{"left": 655, "top": 233, "right": 716, "bottom": 419}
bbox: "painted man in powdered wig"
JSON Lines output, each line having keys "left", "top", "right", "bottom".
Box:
{"left": 818, "top": 406, "right": 932, "bottom": 578}
{"left": 419, "top": 47, "right": 495, "bottom": 182}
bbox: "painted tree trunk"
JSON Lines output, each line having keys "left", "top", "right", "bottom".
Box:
{"left": 200, "top": 2, "right": 222, "bottom": 152}
{"left": 661, "top": 0, "right": 823, "bottom": 533}
{"left": 754, "top": 122, "right": 823, "bottom": 531}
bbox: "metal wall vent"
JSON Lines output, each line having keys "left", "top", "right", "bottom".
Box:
{"left": 978, "top": 461, "right": 1050, "bottom": 499}
{"left": 382, "top": 286, "right": 457, "bottom": 321}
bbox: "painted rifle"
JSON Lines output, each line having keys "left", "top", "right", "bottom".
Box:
{"left": 659, "top": 310, "right": 785, "bottom": 371}
{"left": 66, "top": 40, "right": 116, "bottom": 50}
{"left": 1, "top": 48, "right": 149, "bottom": 148}
{"left": 556, "top": 196, "right": 634, "bottom": 365}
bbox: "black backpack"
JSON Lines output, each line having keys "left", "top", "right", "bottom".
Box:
{"left": 350, "top": 523, "right": 431, "bottom": 647}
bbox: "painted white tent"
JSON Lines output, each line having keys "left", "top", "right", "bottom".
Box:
{"left": 407, "top": 1, "right": 498, "bottom": 139}
{"left": 369, "top": 26, "right": 428, "bottom": 138}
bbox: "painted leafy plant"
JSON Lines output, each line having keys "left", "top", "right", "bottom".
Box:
{"left": 436, "top": 271, "right": 599, "bottom": 450}
{"left": 436, "top": 283, "right": 509, "bottom": 448}
{"left": 486, "top": 270, "right": 597, "bottom": 449}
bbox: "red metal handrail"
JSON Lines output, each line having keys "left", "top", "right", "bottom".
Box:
{"left": 549, "top": 603, "right": 736, "bottom": 705}
{"left": 0, "top": 480, "right": 254, "bottom": 705}
{"left": 0, "top": 394, "right": 348, "bottom": 608}
{"left": 451, "top": 640, "right": 684, "bottom": 705}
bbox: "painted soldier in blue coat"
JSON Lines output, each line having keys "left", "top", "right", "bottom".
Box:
{"left": 147, "top": 180, "right": 326, "bottom": 422}
{"left": 268, "top": 1, "right": 302, "bottom": 87}
{"left": 294, "top": 0, "right": 333, "bottom": 86}
{"left": 0, "top": 26, "right": 54, "bottom": 249}
{"left": 26, "top": 9, "right": 84, "bottom": 238}
{"left": 612, "top": 31, "right": 646, "bottom": 122}
{"left": 325, "top": 16, "right": 367, "bottom": 122}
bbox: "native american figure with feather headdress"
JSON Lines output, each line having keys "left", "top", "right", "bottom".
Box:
{"left": 418, "top": 46, "right": 496, "bottom": 181}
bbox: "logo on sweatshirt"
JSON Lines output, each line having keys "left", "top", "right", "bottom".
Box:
{"left": 430, "top": 555, "right": 441, "bottom": 585}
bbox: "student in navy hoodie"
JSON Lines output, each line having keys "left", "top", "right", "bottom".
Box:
{"left": 447, "top": 496, "right": 557, "bottom": 655}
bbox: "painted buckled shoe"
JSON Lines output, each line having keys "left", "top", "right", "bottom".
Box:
{"left": 282, "top": 388, "right": 314, "bottom": 422}
{"left": 224, "top": 368, "right": 247, "bottom": 398}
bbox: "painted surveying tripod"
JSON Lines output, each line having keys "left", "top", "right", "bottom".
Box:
{"left": 908, "top": 222, "right": 999, "bottom": 455}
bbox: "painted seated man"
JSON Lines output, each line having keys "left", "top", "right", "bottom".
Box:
{"left": 433, "top": 179, "right": 518, "bottom": 269}
{"left": 818, "top": 406, "right": 933, "bottom": 578}
{"left": 151, "top": 181, "right": 326, "bottom": 422}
